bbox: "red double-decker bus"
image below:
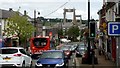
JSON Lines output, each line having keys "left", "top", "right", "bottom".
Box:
{"left": 30, "top": 36, "right": 50, "bottom": 55}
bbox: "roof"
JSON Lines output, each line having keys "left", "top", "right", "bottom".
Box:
{"left": 0, "top": 9, "right": 20, "bottom": 19}
{"left": 43, "top": 50, "right": 63, "bottom": 52}
{"left": 0, "top": 9, "right": 32, "bottom": 20}
{"left": 0, "top": 47, "right": 24, "bottom": 49}
{"left": 53, "top": 22, "right": 73, "bottom": 28}
{"left": 36, "top": 35, "right": 49, "bottom": 38}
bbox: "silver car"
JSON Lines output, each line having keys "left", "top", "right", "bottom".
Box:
{"left": 75, "top": 43, "right": 87, "bottom": 57}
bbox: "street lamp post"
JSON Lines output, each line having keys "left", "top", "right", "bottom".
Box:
{"left": 34, "top": 10, "right": 36, "bottom": 37}
{"left": 115, "top": 1, "right": 120, "bottom": 68}
{"left": 34, "top": 10, "right": 40, "bottom": 37}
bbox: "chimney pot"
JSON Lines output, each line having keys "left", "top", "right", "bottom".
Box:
{"left": 9, "top": 8, "right": 12, "bottom": 11}
{"left": 24, "top": 10, "right": 27, "bottom": 15}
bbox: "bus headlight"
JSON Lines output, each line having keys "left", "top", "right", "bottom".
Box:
{"left": 56, "top": 63, "right": 64, "bottom": 67}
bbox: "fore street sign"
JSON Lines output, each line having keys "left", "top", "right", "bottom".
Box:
{"left": 108, "top": 22, "right": 120, "bottom": 36}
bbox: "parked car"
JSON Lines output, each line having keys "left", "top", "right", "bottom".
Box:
{"left": 0, "top": 47, "right": 32, "bottom": 68}
{"left": 75, "top": 43, "right": 87, "bottom": 57}
{"left": 60, "top": 38, "right": 71, "bottom": 43}
{"left": 35, "top": 50, "right": 68, "bottom": 68}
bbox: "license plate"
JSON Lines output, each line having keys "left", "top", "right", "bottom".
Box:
{"left": 47, "top": 65, "right": 50, "bottom": 67}
{"left": 3, "top": 58, "right": 11, "bottom": 60}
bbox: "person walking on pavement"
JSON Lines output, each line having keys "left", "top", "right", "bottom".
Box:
{"left": 90, "top": 45, "right": 98, "bottom": 64}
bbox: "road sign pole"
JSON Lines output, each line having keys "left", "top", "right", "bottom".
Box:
{"left": 116, "top": 37, "right": 119, "bottom": 68}
{"left": 115, "top": 16, "right": 120, "bottom": 68}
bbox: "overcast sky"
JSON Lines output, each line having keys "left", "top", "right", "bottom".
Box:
{"left": 0, "top": 0, "right": 103, "bottom": 20}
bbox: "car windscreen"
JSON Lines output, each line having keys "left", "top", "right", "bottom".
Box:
{"left": 40, "top": 51, "right": 63, "bottom": 59}
{"left": 78, "top": 44, "right": 84, "bottom": 47}
{"left": 33, "top": 38, "right": 47, "bottom": 47}
{"left": 78, "top": 46, "right": 87, "bottom": 50}
{"left": 0, "top": 49, "right": 18, "bottom": 54}
{"left": 70, "top": 45, "right": 76, "bottom": 50}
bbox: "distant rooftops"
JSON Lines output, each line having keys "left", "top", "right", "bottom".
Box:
{"left": 0, "top": 8, "right": 32, "bottom": 21}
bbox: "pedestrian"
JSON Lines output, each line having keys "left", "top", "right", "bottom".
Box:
{"left": 56, "top": 42, "right": 63, "bottom": 50}
{"left": 102, "top": 42, "right": 105, "bottom": 55}
{"left": 0, "top": 40, "right": 4, "bottom": 48}
{"left": 94, "top": 42, "right": 97, "bottom": 49}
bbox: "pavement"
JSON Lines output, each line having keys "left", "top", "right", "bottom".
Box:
{"left": 75, "top": 49, "right": 116, "bottom": 68}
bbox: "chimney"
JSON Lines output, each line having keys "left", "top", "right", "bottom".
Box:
{"left": 24, "top": 10, "right": 27, "bottom": 16}
{"left": 9, "top": 8, "right": 13, "bottom": 11}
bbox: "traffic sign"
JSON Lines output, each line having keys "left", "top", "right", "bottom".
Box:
{"left": 99, "top": 32, "right": 103, "bottom": 36}
{"left": 108, "top": 22, "right": 120, "bottom": 36}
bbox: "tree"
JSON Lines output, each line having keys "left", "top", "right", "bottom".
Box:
{"left": 58, "top": 29, "right": 63, "bottom": 41}
{"left": 67, "top": 25, "right": 80, "bottom": 41}
{"left": 58, "top": 29, "right": 63, "bottom": 36}
{"left": 4, "top": 11, "right": 35, "bottom": 47}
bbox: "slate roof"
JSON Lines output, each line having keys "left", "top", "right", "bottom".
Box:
{"left": 0, "top": 9, "right": 18, "bottom": 19}
{"left": 0, "top": 9, "right": 32, "bottom": 20}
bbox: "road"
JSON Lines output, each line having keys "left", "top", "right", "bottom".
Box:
{"left": 30, "top": 42, "right": 116, "bottom": 68}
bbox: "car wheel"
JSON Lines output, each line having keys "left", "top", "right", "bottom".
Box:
{"left": 22, "top": 61, "right": 25, "bottom": 68}
{"left": 64, "top": 63, "right": 68, "bottom": 68}
{"left": 35, "top": 65, "right": 39, "bottom": 68}
{"left": 29, "top": 61, "right": 32, "bottom": 68}
{"left": 76, "top": 54, "right": 79, "bottom": 57}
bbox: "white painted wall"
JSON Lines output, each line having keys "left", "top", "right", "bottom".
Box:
{"left": 105, "top": 4, "right": 116, "bottom": 22}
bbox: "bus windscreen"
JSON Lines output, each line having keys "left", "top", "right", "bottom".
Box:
{"left": 33, "top": 38, "right": 47, "bottom": 47}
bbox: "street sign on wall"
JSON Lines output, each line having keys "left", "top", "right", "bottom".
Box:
{"left": 108, "top": 22, "right": 120, "bottom": 36}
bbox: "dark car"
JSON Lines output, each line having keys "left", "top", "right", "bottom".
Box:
{"left": 69, "top": 44, "right": 78, "bottom": 53}
{"left": 75, "top": 43, "right": 87, "bottom": 57}
{"left": 35, "top": 50, "right": 68, "bottom": 68}
{"left": 59, "top": 45, "right": 72, "bottom": 59}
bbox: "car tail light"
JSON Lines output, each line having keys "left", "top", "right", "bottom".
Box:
{"left": 65, "top": 51, "right": 70, "bottom": 55}
{"left": 13, "top": 54, "right": 22, "bottom": 57}
{"left": 82, "top": 54, "right": 85, "bottom": 57}
{"left": 32, "top": 47, "right": 35, "bottom": 49}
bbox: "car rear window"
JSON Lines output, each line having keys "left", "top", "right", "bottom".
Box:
{"left": 0, "top": 49, "right": 18, "bottom": 54}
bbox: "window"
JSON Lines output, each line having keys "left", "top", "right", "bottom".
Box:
{"left": 33, "top": 38, "right": 47, "bottom": 47}
{"left": 19, "top": 49, "right": 27, "bottom": 55}
{"left": 0, "top": 49, "right": 18, "bottom": 54}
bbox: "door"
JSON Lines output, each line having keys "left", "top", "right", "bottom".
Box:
{"left": 19, "top": 49, "right": 31, "bottom": 67}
